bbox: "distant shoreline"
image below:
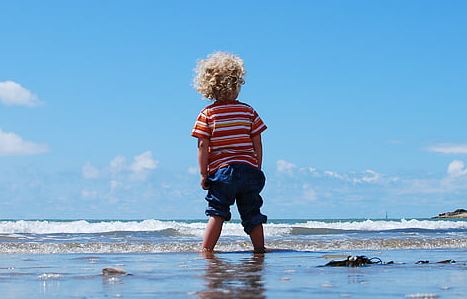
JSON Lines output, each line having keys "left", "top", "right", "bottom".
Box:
{"left": 433, "top": 209, "right": 467, "bottom": 219}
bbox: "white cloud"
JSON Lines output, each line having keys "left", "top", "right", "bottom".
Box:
{"left": 447, "top": 160, "right": 467, "bottom": 178}
{"left": 397, "top": 178, "right": 444, "bottom": 194}
{"left": 278, "top": 162, "right": 387, "bottom": 185}
{"left": 427, "top": 144, "right": 467, "bottom": 154}
{"left": 0, "top": 81, "right": 41, "bottom": 107}
{"left": 81, "top": 189, "right": 98, "bottom": 198}
{"left": 356, "top": 170, "right": 381, "bottom": 184}
{"left": 82, "top": 162, "right": 100, "bottom": 179}
{"left": 302, "top": 184, "right": 317, "bottom": 201}
{"left": 82, "top": 151, "right": 158, "bottom": 185}
{"left": 0, "top": 129, "right": 48, "bottom": 156}
{"left": 324, "top": 170, "right": 346, "bottom": 180}
{"left": 398, "top": 161, "right": 467, "bottom": 194}
{"left": 110, "top": 180, "right": 122, "bottom": 192}
{"left": 187, "top": 166, "right": 198, "bottom": 175}
{"left": 110, "top": 155, "right": 127, "bottom": 175}
{"left": 276, "top": 160, "right": 296, "bottom": 174}
{"left": 130, "top": 151, "right": 158, "bottom": 174}
{"left": 322, "top": 169, "right": 389, "bottom": 185}
{"left": 307, "top": 167, "right": 319, "bottom": 176}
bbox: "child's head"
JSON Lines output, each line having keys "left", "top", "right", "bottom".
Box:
{"left": 193, "top": 51, "right": 245, "bottom": 101}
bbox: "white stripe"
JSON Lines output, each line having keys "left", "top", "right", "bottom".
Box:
{"left": 211, "top": 143, "right": 253, "bottom": 150}
{"left": 192, "top": 129, "right": 210, "bottom": 136}
{"left": 209, "top": 156, "right": 236, "bottom": 166}
{"left": 210, "top": 104, "right": 250, "bottom": 111}
{"left": 211, "top": 147, "right": 253, "bottom": 153}
{"left": 195, "top": 121, "right": 209, "bottom": 127}
{"left": 224, "top": 159, "right": 257, "bottom": 166}
{"left": 211, "top": 142, "right": 253, "bottom": 148}
{"left": 210, "top": 159, "right": 257, "bottom": 168}
{"left": 209, "top": 154, "right": 256, "bottom": 165}
{"left": 210, "top": 134, "right": 250, "bottom": 141}
{"left": 251, "top": 124, "right": 266, "bottom": 134}
{"left": 212, "top": 149, "right": 255, "bottom": 154}
{"left": 214, "top": 125, "right": 250, "bottom": 132}
{"left": 213, "top": 152, "right": 255, "bottom": 162}
{"left": 212, "top": 119, "right": 251, "bottom": 125}
{"left": 210, "top": 111, "right": 254, "bottom": 118}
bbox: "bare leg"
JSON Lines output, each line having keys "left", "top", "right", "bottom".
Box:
{"left": 202, "top": 216, "right": 224, "bottom": 251}
{"left": 249, "top": 224, "right": 265, "bottom": 253}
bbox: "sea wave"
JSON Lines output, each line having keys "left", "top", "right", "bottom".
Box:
{"left": 0, "top": 237, "right": 466, "bottom": 254}
{"left": 293, "top": 219, "right": 467, "bottom": 232}
{"left": 0, "top": 219, "right": 465, "bottom": 237}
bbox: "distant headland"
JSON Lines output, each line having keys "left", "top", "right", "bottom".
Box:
{"left": 433, "top": 209, "right": 467, "bottom": 219}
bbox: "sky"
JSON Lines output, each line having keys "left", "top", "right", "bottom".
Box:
{"left": 1, "top": 0, "right": 466, "bottom": 220}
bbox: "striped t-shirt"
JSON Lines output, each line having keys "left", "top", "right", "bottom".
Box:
{"left": 191, "top": 100, "right": 267, "bottom": 174}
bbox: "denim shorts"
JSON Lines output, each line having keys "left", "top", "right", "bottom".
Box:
{"left": 205, "top": 164, "right": 267, "bottom": 234}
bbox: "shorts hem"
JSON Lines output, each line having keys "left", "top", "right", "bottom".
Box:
{"left": 205, "top": 210, "right": 231, "bottom": 222}
{"left": 242, "top": 214, "right": 267, "bottom": 234}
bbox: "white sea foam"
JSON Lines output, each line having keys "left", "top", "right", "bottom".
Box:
{"left": 38, "top": 273, "right": 63, "bottom": 280}
{"left": 0, "top": 220, "right": 203, "bottom": 235}
{"left": 299, "top": 219, "right": 467, "bottom": 231}
{"left": 405, "top": 293, "right": 439, "bottom": 299}
{"left": 0, "top": 219, "right": 465, "bottom": 236}
{"left": 0, "top": 237, "right": 466, "bottom": 254}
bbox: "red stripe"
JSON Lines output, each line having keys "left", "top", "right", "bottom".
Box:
{"left": 212, "top": 128, "right": 250, "bottom": 136}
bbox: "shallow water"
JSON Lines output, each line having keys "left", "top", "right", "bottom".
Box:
{"left": 0, "top": 249, "right": 466, "bottom": 298}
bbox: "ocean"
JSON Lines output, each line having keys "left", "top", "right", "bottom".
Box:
{"left": 0, "top": 218, "right": 466, "bottom": 298}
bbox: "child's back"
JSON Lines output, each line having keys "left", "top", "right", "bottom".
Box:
{"left": 192, "top": 100, "right": 266, "bottom": 174}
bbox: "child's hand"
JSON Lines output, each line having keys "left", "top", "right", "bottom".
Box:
{"left": 201, "top": 175, "right": 209, "bottom": 190}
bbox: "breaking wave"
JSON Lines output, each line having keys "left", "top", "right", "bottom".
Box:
{"left": 0, "top": 219, "right": 465, "bottom": 237}
{"left": 0, "top": 237, "right": 466, "bottom": 254}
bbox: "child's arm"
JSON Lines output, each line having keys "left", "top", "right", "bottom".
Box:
{"left": 252, "top": 134, "right": 263, "bottom": 170}
{"left": 197, "top": 137, "right": 210, "bottom": 189}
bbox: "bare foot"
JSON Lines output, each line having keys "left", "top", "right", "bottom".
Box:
{"left": 253, "top": 247, "right": 266, "bottom": 254}
{"left": 201, "top": 247, "right": 216, "bottom": 257}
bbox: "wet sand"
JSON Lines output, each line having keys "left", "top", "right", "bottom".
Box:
{"left": 0, "top": 249, "right": 466, "bottom": 298}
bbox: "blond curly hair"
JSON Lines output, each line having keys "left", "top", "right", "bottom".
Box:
{"left": 193, "top": 51, "right": 245, "bottom": 100}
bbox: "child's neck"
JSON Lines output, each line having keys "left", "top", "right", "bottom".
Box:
{"left": 215, "top": 98, "right": 238, "bottom": 103}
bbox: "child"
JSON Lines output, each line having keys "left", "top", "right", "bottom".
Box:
{"left": 191, "top": 52, "right": 268, "bottom": 253}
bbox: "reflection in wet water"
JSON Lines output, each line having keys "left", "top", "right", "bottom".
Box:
{"left": 198, "top": 253, "right": 265, "bottom": 299}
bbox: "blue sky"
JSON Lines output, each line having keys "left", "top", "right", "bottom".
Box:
{"left": 1, "top": 0, "right": 466, "bottom": 219}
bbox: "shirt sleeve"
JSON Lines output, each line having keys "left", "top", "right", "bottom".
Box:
{"left": 191, "top": 109, "right": 211, "bottom": 138}
{"left": 251, "top": 109, "right": 267, "bottom": 136}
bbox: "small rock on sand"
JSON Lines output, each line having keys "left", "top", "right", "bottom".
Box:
{"left": 102, "top": 267, "right": 127, "bottom": 276}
